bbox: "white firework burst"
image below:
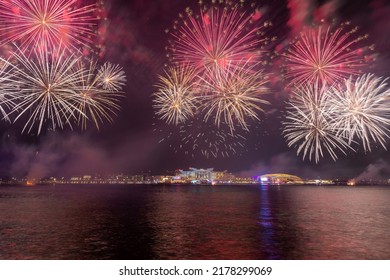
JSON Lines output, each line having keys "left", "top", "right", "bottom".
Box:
{"left": 6, "top": 45, "right": 86, "bottom": 135}
{"left": 199, "top": 61, "right": 269, "bottom": 133}
{"left": 0, "top": 58, "right": 18, "bottom": 122}
{"left": 75, "top": 58, "right": 124, "bottom": 131}
{"left": 97, "top": 62, "right": 126, "bottom": 91}
{"left": 283, "top": 82, "right": 353, "bottom": 163}
{"left": 327, "top": 74, "right": 390, "bottom": 152}
{"left": 153, "top": 65, "right": 199, "bottom": 125}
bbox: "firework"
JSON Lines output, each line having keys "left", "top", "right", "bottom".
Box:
{"left": 179, "top": 121, "right": 247, "bottom": 158}
{"left": 5, "top": 45, "right": 86, "bottom": 135}
{"left": 0, "top": 58, "right": 18, "bottom": 121}
{"left": 97, "top": 62, "right": 127, "bottom": 91}
{"left": 153, "top": 65, "right": 199, "bottom": 125}
{"left": 168, "top": 3, "right": 263, "bottom": 72}
{"left": 155, "top": 117, "right": 248, "bottom": 158}
{"left": 282, "top": 82, "right": 353, "bottom": 163}
{"left": 327, "top": 74, "right": 390, "bottom": 152}
{"left": 74, "top": 59, "right": 124, "bottom": 131}
{"left": 284, "top": 23, "right": 368, "bottom": 87}
{"left": 0, "top": 0, "right": 98, "bottom": 53}
{"left": 199, "top": 61, "right": 269, "bottom": 132}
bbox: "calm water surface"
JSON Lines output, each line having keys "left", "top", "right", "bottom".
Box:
{"left": 0, "top": 184, "right": 389, "bottom": 259}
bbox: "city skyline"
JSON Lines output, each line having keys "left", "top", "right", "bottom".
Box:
{"left": 1, "top": 165, "right": 389, "bottom": 186}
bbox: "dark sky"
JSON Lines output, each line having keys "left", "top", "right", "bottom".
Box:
{"left": 1, "top": 0, "right": 390, "bottom": 180}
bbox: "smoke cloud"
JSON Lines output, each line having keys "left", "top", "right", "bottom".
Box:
{"left": 2, "top": 129, "right": 162, "bottom": 179}
{"left": 237, "top": 152, "right": 316, "bottom": 178}
{"left": 286, "top": 0, "right": 313, "bottom": 35}
{"left": 354, "top": 159, "right": 390, "bottom": 181}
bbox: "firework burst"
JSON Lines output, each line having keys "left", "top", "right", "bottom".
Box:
{"left": 0, "top": 0, "right": 98, "bottom": 54}
{"left": 283, "top": 82, "right": 353, "bottom": 163}
{"left": 199, "top": 61, "right": 269, "bottom": 132}
{"left": 284, "top": 23, "right": 369, "bottom": 87}
{"left": 168, "top": 3, "right": 264, "bottom": 72}
{"left": 0, "top": 58, "right": 18, "bottom": 121}
{"left": 5, "top": 45, "right": 86, "bottom": 135}
{"left": 97, "top": 62, "right": 127, "bottom": 91}
{"left": 327, "top": 74, "right": 390, "bottom": 152}
{"left": 153, "top": 65, "right": 199, "bottom": 125}
{"left": 74, "top": 59, "right": 124, "bottom": 131}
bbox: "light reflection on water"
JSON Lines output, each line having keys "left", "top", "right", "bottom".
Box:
{"left": 0, "top": 184, "right": 389, "bottom": 259}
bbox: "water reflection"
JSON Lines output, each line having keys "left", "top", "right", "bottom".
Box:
{"left": 148, "top": 185, "right": 261, "bottom": 259}
{"left": 0, "top": 185, "right": 389, "bottom": 259}
{"left": 258, "top": 185, "right": 279, "bottom": 259}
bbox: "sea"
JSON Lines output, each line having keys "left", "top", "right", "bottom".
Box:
{"left": 0, "top": 184, "right": 389, "bottom": 260}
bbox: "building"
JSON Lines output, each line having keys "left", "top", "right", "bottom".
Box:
{"left": 149, "top": 175, "right": 173, "bottom": 184}
{"left": 257, "top": 173, "right": 304, "bottom": 185}
{"left": 211, "top": 170, "right": 235, "bottom": 183}
{"left": 175, "top": 168, "right": 214, "bottom": 183}
{"left": 173, "top": 168, "right": 255, "bottom": 185}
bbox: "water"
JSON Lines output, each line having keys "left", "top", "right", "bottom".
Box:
{"left": 0, "top": 184, "right": 389, "bottom": 259}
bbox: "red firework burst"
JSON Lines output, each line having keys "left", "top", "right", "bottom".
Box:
{"left": 284, "top": 23, "right": 370, "bottom": 87}
{"left": 168, "top": 3, "right": 264, "bottom": 72}
{"left": 0, "top": 0, "right": 99, "bottom": 54}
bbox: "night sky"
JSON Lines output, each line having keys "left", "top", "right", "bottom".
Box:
{"left": 0, "top": 0, "right": 390, "bottom": 180}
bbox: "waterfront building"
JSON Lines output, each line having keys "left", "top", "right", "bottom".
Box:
{"left": 211, "top": 170, "right": 235, "bottom": 183}
{"left": 175, "top": 167, "right": 214, "bottom": 183}
{"left": 230, "top": 176, "right": 256, "bottom": 184}
{"left": 257, "top": 173, "right": 304, "bottom": 185}
{"left": 174, "top": 168, "right": 254, "bottom": 184}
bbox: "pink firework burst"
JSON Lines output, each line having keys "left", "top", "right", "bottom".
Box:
{"left": 168, "top": 3, "right": 264, "bottom": 72}
{"left": 0, "top": 0, "right": 99, "bottom": 54}
{"left": 284, "top": 23, "right": 369, "bottom": 87}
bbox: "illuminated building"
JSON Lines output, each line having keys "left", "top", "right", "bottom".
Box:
{"left": 174, "top": 168, "right": 254, "bottom": 184}
{"left": 211, "top": 170, "right": 235, "bottom": 183}
{"left": 257, "top": 173, "right": 304, "bottom": 185}
{"left": 231, "top": 177, "right": 256, "bottom": 184}
{"left": 175, "top": 167, "right": 213, "bottom": 183}
{"left": 149, "top": 175, "right": 173, "bottom": 184}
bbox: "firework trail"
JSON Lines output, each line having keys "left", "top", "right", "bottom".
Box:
{"left": 199, "top": 61, "right": 269, "bottom": 133}
{"left": 282, "top": 82, "right": 353, "bottom": 163}
{"left": 0, "top": 0, "right": 98, "bottom": 54}
{"left": 284, "top": 23, "right": 369, "bottom": 87}
{"left": 179, "top": 121, "right": 247, "bottom": 158}
{"left": 168, "top": 2, "right": 264, "bottom": 72}
{"left": 0, "top": 58, "right": 18, "bottom": 121}
{"left": 5, "top": 44, "right": 87, "bottom": 135}
{"left": 97, "top": 62, "right": 127, "bottom": 91}
{"left": 327, "top": 74, "right": 390, "bottom": 152}
{"left": 153, "top": 65, "right": 199, "bottom": 125}
{"left": 74, "top": 59, "right": 124, "bottom": 131}
{"left": 155, "top": 117, "right": 248, "bottom": 158}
